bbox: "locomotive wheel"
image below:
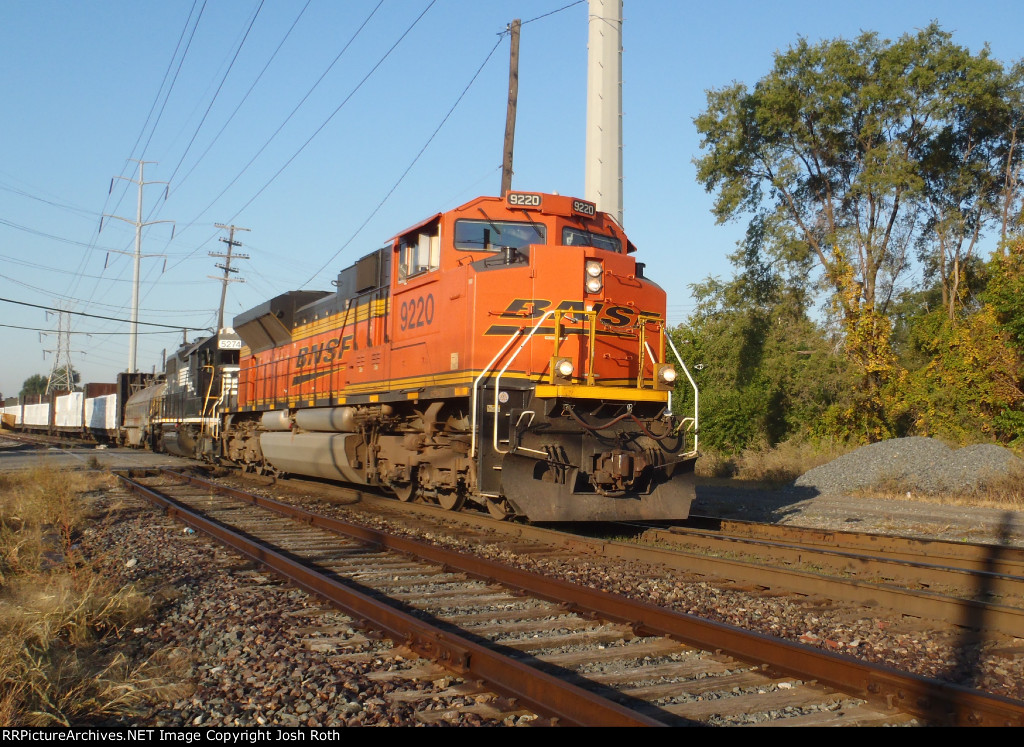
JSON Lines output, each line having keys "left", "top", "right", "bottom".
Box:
{"left": 486, "top": 497, "right": 512, "bottom": 520}
{"left": 437, "top": 489, "right": 466, "bottom": 511}
{"left": 392, "top": 482, "right": 415, "bottom": 502}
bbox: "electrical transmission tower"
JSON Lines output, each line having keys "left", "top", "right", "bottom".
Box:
{"left": 211, "top": 223, "right": 249, "bottom": 330}
{"left": 100, "top": 159, "right": 174, "bottom": 373}
{"left": 43, "top": 307, "right": 77, "bottom": 394}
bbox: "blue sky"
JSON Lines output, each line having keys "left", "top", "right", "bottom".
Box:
{"left": 2, "top": 0, "right": 1022, "bottom": 396}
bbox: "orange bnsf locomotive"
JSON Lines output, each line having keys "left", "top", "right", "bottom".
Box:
{"left": 216, "top": 191, "right": 698, "bottom": 521}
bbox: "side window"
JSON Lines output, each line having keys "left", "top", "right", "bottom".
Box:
{"left": 398, "top": 222, "right": 441, "bottom": 283}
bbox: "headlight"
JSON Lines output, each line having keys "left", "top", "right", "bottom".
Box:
{"left": 655, "top": 364, "right": 677, "bottom": 389}
{"left": 585, "top": 260, "right": 603, "bottom": 294}
{"left": 556, "top": 359, "right": 575, "bottom": 377}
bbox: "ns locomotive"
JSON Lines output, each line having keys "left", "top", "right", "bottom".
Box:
{"left": 11, "top": 192, "right": 700, "bottom": 522}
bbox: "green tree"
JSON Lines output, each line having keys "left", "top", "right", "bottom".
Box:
{"left": 917, "top": 54, "right": 1022, "bottom": 318}
{"left": 20, "top": 374, "right": 48, "bottom": 398}
{"left": 693, "top": 24, "right": 1019, "bottom": 437}
{"left": 987, "top": 237, "right": 1024, "bottom": 352}
{"left": 997, "top": 61, "right": 1024, "bottom": 244}
{"left": 672, "top": 233, "right": 851, "bottom": 453}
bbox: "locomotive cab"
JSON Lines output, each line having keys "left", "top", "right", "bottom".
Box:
{"left": 427, "top": 192, "right": 698, "bottom": 520}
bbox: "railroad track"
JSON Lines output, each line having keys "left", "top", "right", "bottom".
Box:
{"left": 635, "top": 518, "right": 1024, "bottom": 637}
{"left": 115, "top": 468, "right": 1024, "bottom": 726}
{"left": 675, "top": 515, "right": 1024, "bottom": 574}
{"left": 0, "top": 430, "right": 83, "bottom": 450}
{"left": 235, "top": 472, "right": 1024, "bottom": 641}
{"left": 285, "top": 479, "right": 1024, "bottom": 640}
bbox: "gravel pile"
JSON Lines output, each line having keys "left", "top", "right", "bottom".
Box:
{"left": 794, "top": 437, "right": 1024, "bottom": 496}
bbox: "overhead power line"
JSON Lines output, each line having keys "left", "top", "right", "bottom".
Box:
{"left": 158, "top": 0, "right": 387, "bottom": 277}
{"left": 172, "top": 0, "right": 390, "bottom": 248}
{"left": 62, "top": 2, "right": 205, "bottom": 307}
{"left": 0, "top": 322, "right": 177, "bottom": 335}
{"left": 0, "top": 217, "right": 118, "bottom": 250}
{"left": 165, "top": 0, "right": 266, "bottom": 187}
{"left": 0, "top": 296, "right": 202, "bottom": 330}
{"left": 226, "top": 0, "right": 437, "bottom": 223}
{"left": 522, "top": 0, "right": 585, "bottom": 25}
{"left": 170, "top": 0, "right": 312, "bottom": 196}
{"left": 303, "top": 25, "right": 506, "bottom": 285}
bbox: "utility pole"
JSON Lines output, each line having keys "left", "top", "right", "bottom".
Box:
{"left": 585, "top": 0, "right": 624, "bottom": 224}
{"left": 101, "top": 160, "right": 173, "bottom": 373}
{"left": 211, "top": 224, "right": 249, "bottom": 330}
{"left": 500, "top": 18, "right": 522, "bottom": 197}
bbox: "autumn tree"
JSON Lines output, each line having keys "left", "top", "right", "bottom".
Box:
{"left": 693, "top": 24, "right": 1020, "bottom": 436}
{"left": 987, "top": 238, "right": 1024, "bottom": 352}
{"left": 917, "top": 54, "right": 1024, "bottom": 318}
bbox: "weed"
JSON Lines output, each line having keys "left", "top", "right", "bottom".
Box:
{"left": 857, "top": 464, "right": 1024, "bottom": 509}
{"left": 0, "top": 466, "right": 174, "bottom": 726}
{"left": 697, "top": 438, "right": 852, "bottom": 487}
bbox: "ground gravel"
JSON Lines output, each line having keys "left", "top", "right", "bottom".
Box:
{"left": 78, "top": 491, "right": 520, "bottom": 727}
{"left": 23, "top": 441, "right": 1024, "bottom": 724}
{"left": 794, "top": 436, "right": 1024, "bottom": 496}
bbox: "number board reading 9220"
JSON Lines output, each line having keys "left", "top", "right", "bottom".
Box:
{"left": 506, "top": 192, "right": 542, "bottom": 208}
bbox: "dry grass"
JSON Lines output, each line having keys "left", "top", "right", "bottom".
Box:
{"left": 865, "top": 464, "right": 1024, "bottom": 510}
{"left": 0, "top": 466, "right": 178, "bottom": 726}
{"left": 696, "top": 438, "right": 852, "bottom": 487}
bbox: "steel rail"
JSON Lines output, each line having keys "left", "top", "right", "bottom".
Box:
{"left": 115, "top": 471, "right": 663, "bottom": 727}
{"left": 232, "top": 478, "right": 1024, "bottom": 637}
{"left": 151, "top": 469, "right": 1024, "bottom": 726}
{"left": 643, "top": 527, "right": 1024, "bottom": 603}
{"left": 600, "top": 541, "right": 1024, "bottom": 640}
{"left": 680, "top": 517, "right": 1024, "bottom": 576}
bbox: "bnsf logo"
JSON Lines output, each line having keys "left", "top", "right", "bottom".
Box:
{"left": 295, "top": 335, "right": 354, "bottom": 368}
{"left": 492, "top": 299, "right": 661, "bottom": 328}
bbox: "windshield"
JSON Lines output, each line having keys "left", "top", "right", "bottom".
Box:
{"left": 562, "top": 227, "right": 621, "bottom": 253}
{"left": 454, "top": 219, "right": 546, "bottom": 251}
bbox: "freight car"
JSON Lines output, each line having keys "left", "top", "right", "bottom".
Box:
{"left": 2, "top": 375, "right": 160, "bottom": 443}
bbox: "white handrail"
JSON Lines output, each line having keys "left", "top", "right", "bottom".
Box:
{"left": 663, "top": 329, "right": 699, "bottom": 455}
{"left": 469, "top": 329, "right": 523, "bottom": 458}
{"left": 470, "top": 314, "right": 699, "bottom": 460}
{"left": 492, "top": 310, "right": 559, "bottom": 456}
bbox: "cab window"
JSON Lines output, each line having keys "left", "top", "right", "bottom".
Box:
{"left": 562, "top": 227, "right": 621, "bottom": 253}
{"left": 454, "top": 219, "right": 545, "bottom": 252}
{"left": 398, "top": 223, "right": 441, "bottom": 283}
